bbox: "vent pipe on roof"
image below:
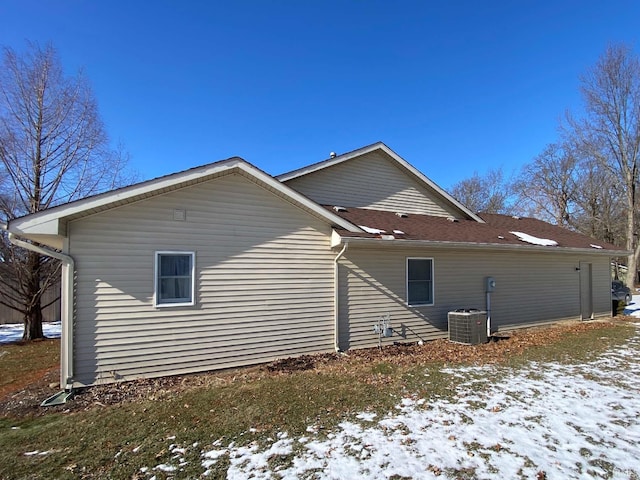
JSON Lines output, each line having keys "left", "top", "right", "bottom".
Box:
{"left": 330, "top": 152, "right": 337, "bottom": 158}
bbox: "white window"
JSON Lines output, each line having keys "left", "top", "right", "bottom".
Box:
{"left": 155, "top": 251, "right": 195, "bottom": 307}
{"left": 407, "top": 257, "right": 434, "bottom": 306}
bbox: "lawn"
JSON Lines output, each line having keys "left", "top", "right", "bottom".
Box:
{"left": 0, "top": 321, "right": 638, "bottom": 479}
{"left": 0, "top": 339, "right": 59, "bottom": 399}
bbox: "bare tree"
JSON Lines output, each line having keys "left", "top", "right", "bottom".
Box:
{"left": 449, "top": 168, "right": 513, "bottom": 214}
{"left": 571, "top": 157, "right": 626, "bottom": 245}
{"left": 512, "top": 142, "right": 580, "bottom": 227}
{"left": 0, "top": 43, "right": 133, "bottom": 340}
{"left": 572, "top": 44, "right": 640, "bottom": 286}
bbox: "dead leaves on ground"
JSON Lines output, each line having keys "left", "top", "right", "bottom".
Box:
{"left": 0, "top": 320, "right": 626, "bottom": 418}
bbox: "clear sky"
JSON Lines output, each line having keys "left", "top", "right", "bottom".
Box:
{"left": 1, "top": 1, "right": 639, "bottom": 189}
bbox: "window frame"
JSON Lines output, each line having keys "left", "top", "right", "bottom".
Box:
{"left": 406, "top": 257, "right": 434, "bottom": 307}
{"left": 154, "top": 251, "right": 196, "bottom": 308}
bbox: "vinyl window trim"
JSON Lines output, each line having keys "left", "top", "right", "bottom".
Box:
{"left": 154, "top": 251, "right": 196, "bottom": 308}
{"left": 406, "top": 257, "right": 434, "bottom": 307}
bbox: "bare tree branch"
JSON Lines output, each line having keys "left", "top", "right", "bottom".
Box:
{"left": 0, "top": 42, "right": 133, "bottom": 340}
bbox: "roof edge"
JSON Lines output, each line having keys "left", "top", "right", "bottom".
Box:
{"left": 8, "top": 157, "right": 363, "bottom": 237}
{"left": 277, "top": 142, "right": 388, "bottom": 181}
{"left": 278, "top": 142, "right": 484, "bottom": 223}
{"left": 333, "top": 234, "right": 630, "bottom": 255}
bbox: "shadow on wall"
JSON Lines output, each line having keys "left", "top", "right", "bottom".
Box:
{"left": 75, "top": 175, "right": 337, "bottom": 385}
{"left": 337, "top": 263, "right": 471, "bottom": 351}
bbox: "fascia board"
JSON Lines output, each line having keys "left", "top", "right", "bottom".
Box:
{"left": 8, "top": 159, "right": 242, "bottom": 233}
{"left": 276, "top": 142, "right": 387, "bottom": 181}
{"left": 277, "top": 142, "right": 484, "bottom": 223}
{"left": 8, "top": 158, "right": 362, "bottom": 236}
{"left": 375, "top": 144, "right": 484, "bottom": 223}
{"left": 9, "top": 218, "right": 61, "bottom": 236}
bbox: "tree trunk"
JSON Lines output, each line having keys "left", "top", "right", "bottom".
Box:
{"left": 22, "top": 304, "right": 44, "bottom": 341}
{"left": 21, "top": 251, "right": 45, "bottom": 341}
{"left": 630, "top": 242, "right": 640, "bottom": 289}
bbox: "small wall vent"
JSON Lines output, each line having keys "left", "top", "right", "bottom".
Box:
{"left": 173, "top": 209, "right": 186, "bottom": 221}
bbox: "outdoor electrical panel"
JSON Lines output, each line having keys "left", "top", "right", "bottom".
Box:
{"left": 486, "top": 276, "right": 496, "bottom": 292}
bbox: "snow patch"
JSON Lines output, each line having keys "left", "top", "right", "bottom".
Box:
{"left": 624, "top": 295, "right": 640, "bottom": 317}
{"left": 510, "top": 231, "right": 558, "bottom": 247}
{"left": 0, "top": 321, "right": 61, "bottom": 345}
{"left": 359, "top": 225, "right": 386, "bottom": 234}
{"left": 189, "top": 328, "right": 640, "bottom": 478}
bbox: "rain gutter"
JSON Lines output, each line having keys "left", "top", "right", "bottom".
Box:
{"left": 332, "top": 235, "right": 630, "bottom": 256}
{"left": 7, "top": 231, "right": 75, "bottom": 395}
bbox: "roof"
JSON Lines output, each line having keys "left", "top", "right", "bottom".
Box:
{"left": 277, "top": 142, "right": 484, "bottom": 223}
{"left": 327, "top": 206, "right": 627, "bottom": 254}
{"left": 7, "top": 157, "right": 361, "bottom": 248}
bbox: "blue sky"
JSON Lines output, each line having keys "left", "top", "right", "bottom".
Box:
{"left": 1, "top": 1, "right": 639, "bottom": 189}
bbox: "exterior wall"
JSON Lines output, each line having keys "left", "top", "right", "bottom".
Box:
{"left": 68, "top": 173, "right": 336, "bottom": 386}
{"left": 337, "top": 244, "right": 611, "bottom": 350}
{"left": 283, "top": 151, "right": 461, "bottom": 217}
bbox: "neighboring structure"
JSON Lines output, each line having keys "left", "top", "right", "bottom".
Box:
{"left": 4, "top": 143, "right": 628, "bottom": 388}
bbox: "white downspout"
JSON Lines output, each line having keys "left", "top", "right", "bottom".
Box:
{"left": 7, "top": 232, "right": 75, "bottom": 389}
{"left": 333, "top": 242, "right": 349, "bottom": 352}
{"left": 486, "top": 291, "right": 491, "bottom": 338}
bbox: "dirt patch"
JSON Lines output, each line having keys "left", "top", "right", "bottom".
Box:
{"left": 0, "top": 319, "right": 634, "bottom": 419}
{"left": 265, "top": 353, "right": 338, "bottom": 373}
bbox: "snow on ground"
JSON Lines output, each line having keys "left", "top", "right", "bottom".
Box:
{"left": 136, "top": 321, "right": 640, "bottom": 479}
{"left": 0, "top": 321, "right": 61, "bottom": 344}
{"left": 623, "top": 294, "right": 640, "bottom": 317}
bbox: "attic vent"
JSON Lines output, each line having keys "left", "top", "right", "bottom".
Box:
{"left": 333, "top": 206, "right": 347, "bottom": 212}
{"left": 447, "top": 217, "right": 458, "bottom": 222}
{"left": 173, "top": 209, "right": 186, "bottom": 221}
{"left": 395, "top": 212, "right": 408, "bottom": 218}
{"left": 590, "top": 244, "right": 603, "bottom": 249}
{"left": 330, "top": 152, "right": 337, "bottom": 158}
{"left": 512, "top": 215, "right": 521, "bottom": 220}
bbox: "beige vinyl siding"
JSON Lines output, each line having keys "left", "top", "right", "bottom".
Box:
{"left": 283, "top": 151, "right": 461, "bottom": 217}
{"left": 338, "top": 245, "right": 611, "bottom": 350}
{"left": 68, "top": 173, "right": 335, "bottom": 386}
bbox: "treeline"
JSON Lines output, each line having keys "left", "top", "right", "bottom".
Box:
{"left": 449, "top": 44, "right": 640, "bottom": 286}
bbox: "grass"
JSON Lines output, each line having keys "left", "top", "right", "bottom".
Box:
{"left": 0, "top": 339, "right": 59, "bottom": 397}
{"left": 0, "top": 322, "right": 636, "bottom": 480}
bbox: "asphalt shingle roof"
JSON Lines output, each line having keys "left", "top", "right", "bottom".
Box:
{"left": 326, "top": 206, "right": 623, "bottom": 252}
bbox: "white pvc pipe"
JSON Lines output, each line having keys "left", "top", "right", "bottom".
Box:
{"left": 8, "top": 233, "right": 75, "bottom": 388}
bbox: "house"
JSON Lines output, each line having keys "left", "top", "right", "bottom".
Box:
{"left": 4, "top": 143, "right": 627, "bottom": 389}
